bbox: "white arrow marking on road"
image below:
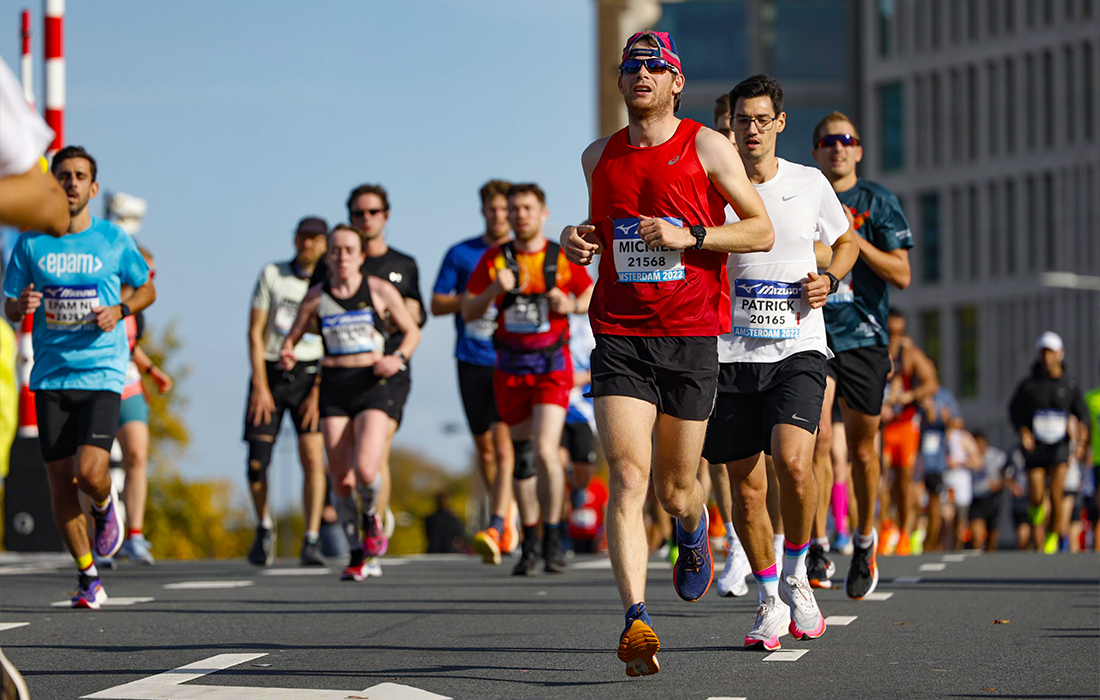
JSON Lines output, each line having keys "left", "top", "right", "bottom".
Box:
{"left": 824, "top": 615, "right": 857, "bottom": 626}
{"left": 163, "top": 580, "right": 253, "bottom": 590}
{"left": 941, "top": 554, "right": 966, "bottom": 562}
{"left": 893, "top": 576, "right": 922, "bottom": 584}
{"left": 763, "top": 649, "right": 809, "bottom": 661}
{"left": 80, "top": 652, "right": 451, "bottom": 699}
{"left": 50, "top": 597, "right": 155, "bottom": 608}
{"left": 261, "top": 568, "right": 332, "bottom": 576}
{"left": 919, "top": 563, "right": 946, "bottom": 571}
{"left": 862, "top": 592, "right": 894, "bottom": 601}
{"left": 0, "top": 622, "right": 29, "bottom": 631}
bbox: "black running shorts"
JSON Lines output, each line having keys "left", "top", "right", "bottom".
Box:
{"left": 319, "top": 366, "right": 408, "bottom": 424}
{"left": 925, "top": 471, "right": 945, "bottom": 496}
{"left": 36, "top": 390, "right": 121, "bottom": 462}
{"left": 703, "top": 351, "right": 827, "bottom": 464}
{"left": 457, "top": 360, "right": 500, "bottom": 435}
{"left": 590, "top": 334, "right": 718, "bottom": 422}
{"left": 827, "top": 345, "right": 892, "bottom": 417}
{"left": 243, "top": 360, "right": 321, "bottom": 440}
{"left": 969, "top": 494, "right": 1001, "bottom": 524}
{"left": 562, "top": 421, "right": 598, "bottom": 464}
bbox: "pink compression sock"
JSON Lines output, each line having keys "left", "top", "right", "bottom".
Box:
{"left": 831, "top": 481, "right": 850, "bottom": 535}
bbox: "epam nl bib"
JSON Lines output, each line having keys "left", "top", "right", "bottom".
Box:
{"left": 43, "top": 285, "right": 99, "bottom": 332}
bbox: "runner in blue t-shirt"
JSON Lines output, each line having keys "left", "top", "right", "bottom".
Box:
{"left": 431, "top": 180, "right": 519, "bottom": 564}
{"left": 811, "top": 113, "right": 913, "bottom": 600}
{"left": 2, "top": 146, "right": 154, "bottom": 609}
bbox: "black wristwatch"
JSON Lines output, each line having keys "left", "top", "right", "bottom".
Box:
{"left": 823, "top": 272, "right": 840, "bottom": 295}
{"left": 689, "top": 224, "right": 707, "bottom": 250}
{"left": 118, "top": 303, "right": 132, "bottom": 318}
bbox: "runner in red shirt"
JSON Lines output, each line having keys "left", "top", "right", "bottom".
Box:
{"left": 561, "top": 31, "right": 772, "bottom": 677}
{"left": 464, "top": 184, "right": 594, "bottom": 576}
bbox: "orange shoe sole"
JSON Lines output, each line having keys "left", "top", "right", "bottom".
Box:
{"left": 472, "top": 529, "right": 502, "bottom": 565}
{"left": 618, "top": 619, "right": 660, "bottom": 677}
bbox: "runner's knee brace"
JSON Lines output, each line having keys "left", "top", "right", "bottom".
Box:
{"left": 513, "top": 439, "right": 536, "bottom": 480}
{"left": 246, "top": 440, "right": 274, "bottom": 483}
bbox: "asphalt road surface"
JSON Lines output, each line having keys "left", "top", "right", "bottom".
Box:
{"left": 1, "top": 549, "right": 1097, "bottom": 699}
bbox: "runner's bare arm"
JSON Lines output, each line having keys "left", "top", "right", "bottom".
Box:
{"left": 370, "top": 276, "right": 421, "bottom": 377}
{"left": 908, "top": 347, "right": 940, "bottom": 402}
{"left": 279, "top": 286, "right": 321, "bottom": 369}
{"left": 806, "top": 226, "right": 859, "bottom": 309}
{"left": 689, "top": 127, "right": 773, "bottom": 253}
{"left": 95, "top": 279, "right": 155, "bottom": 332}
{"left": 853, "top": 237, "right": 910, "bottom": 289}
{"left": 573, "top": 282, "right": 595, "bottom": 315}
{"left": 461, "top": 269, "right": 513, "bottom": 322}
{"left": 0, "top": 164, "right": 70, "bottom": 237}
{"left": 248, "top": 307, "right": 270, "bottom": 391}
{"left": 4, "top": 284, "right": 41, "bottom": 322}
{"left": 561, "top": 138, "right": 611, "bottom": 265}
{"left": 430, "top": 292, "right": 461, "bottom": 317}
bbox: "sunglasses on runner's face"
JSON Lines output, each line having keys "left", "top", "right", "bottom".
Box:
{"left": 619, "top": 58, "right": 676, "bottom": 75}
{"left": 349, "top": 208, "right": 385, "bottom": 218}
{"left": 815, "top": 133, "right": 860, "bottom": 149}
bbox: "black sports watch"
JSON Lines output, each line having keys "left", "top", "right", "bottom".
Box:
{"left": 689, "top": 224, "right": 707, "bottom": 250}
{"left": 118, "top": 303, "right": 132, "bottom": 318}
{"left": 823, "top": 272, "right": 840, "bottom": 296}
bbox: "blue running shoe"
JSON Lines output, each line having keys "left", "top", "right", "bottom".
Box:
{"left": 92, "top": 489, "right": 124, "bottom": 559}
{"left": 71, "top": 573, "right": 107, "bottom": 609}
{"left": 118, "top": 535, "right": 155, "bottom": 565}
{"left": 833, "top": 532, "right": 853, "bottom": 556}
{"left": 673, "top": 508, "right": 713, "bottom": 601}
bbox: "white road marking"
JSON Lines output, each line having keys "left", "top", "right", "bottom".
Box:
{"left": 260, "top": 568, "right": 332, "bottom": 576}
{"left": 0, "top": 622, "right": 30, "bottom": 632}
{"left": 705, "top": 697, "right": 748, "bottom": 700}
{"left": 163, "top": 580, "right": 253, "bottom": 590}
{"left": 824, "top": 615, "right": 857, "bottom": 626}
{"left": 570, "top": 558, "right": 671, "bottom": 571}
{"left": 0, "top": 564, "right": 67, "bottom": 576}
{"left": 81, "top": 652, "right": 451, "bottom": 699}
{"left": 863, "top": 592, "right": 894, "bottom": 601}
{"left": 941, "top": 554, "right": 966, "bottom": 562}
{"left": 50, "top": 597, "right": 155, "bottom": 608}
{"left": 919, "top": 563, "right": 946, "bottom": 571}
{"left": 763, "top": 649, "right": 809, "bottom": 661}
{"left": 893, "top": 576, "right": 922, "bottom": 584}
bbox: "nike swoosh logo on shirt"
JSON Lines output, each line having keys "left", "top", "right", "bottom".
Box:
{"left": 91, "top": 433, "right": 112, "bottom": 439}
{"left": 782, "top": 194, "right": 800, "bottom": 201}
{"left": 791, "top": 414, "right": 808, "bottom": 422}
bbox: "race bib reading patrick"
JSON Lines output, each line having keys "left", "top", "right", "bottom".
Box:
{"left": 43, "top": 285, "right": 99, "bottom": 331}
{"left": 321, "top": 309, "right": 377, "bottom": 356}
{"left": 733, "top": 279, "right": 802, "bottom": 339}
{"left": 612, "top": 217, "right": 685, "bottom": 283}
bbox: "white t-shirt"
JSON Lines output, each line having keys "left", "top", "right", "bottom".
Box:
{"left": 251, "top": 260, "right": 324, "bottom": 362}
{"left": 719, "top": 158, "right": 849, "bottom": 363}
{"left": 0, "top": 58, "right": 54, "bottom": 179}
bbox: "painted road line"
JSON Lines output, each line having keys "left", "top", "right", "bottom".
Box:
{"left": 260, "top": 568, "right": 332, "bottom": 577}
{"left": 50, "top": 597, "right": 155, "bottom": 608}
{"left": 764, "top": 649, "right": 809, "bottom": 661}
{"left": 919, "top": 563, "right": 947, "bottom": 572}
{"left": 942, "top": 554, "right": 966, "bottom": 562}
{"left": 893, "top": 576, "right": 922, "bottom": 584}
{"left": 705, "top": 697, "right": 748, "bottom": 700}
{"left": 572, "top": 559, "right": 612, "bottom": 570}
{"left": 824, "top": 615, "right": 857, "bottom": 626}
{"left": 163, "top": 580, "right": 253, "bottom": 590}
{"left": 0, "top": 622, "right": 29, "bottom": 632}
{"left": 863, "top": 592, "right": 894, "bottom": 601}
{"left": 81, "top": 652, "right": 451, "bottom": 699}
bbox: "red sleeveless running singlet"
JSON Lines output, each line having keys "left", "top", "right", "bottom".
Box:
{"left": 589, "top": 119, "right": 730, "bottom": 337}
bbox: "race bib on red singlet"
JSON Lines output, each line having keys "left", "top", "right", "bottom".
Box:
{"left": 43, "top": 285, "right": 99, "bottom": 332}
{"left": 732, "top": 279, "right": 802, "bottom": 339}
{"left": 503, "top": 296, "right": 549, "bottom": 334}
{"left": 612, "top": 217, "right": 685, "bottom": 283}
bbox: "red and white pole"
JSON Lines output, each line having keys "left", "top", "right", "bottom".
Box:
{"left": 21, "top": 10, "right": 34, "bottom": 107}
{"left": 43, "top": 0, "right": 63, "bottom": 155}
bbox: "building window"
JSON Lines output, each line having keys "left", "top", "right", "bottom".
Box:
{"left": 657, "top": 1, "right": 749, "bottom": 81}
{"left": 1043, "top": 50, "right": 1054, "bottom": 148}
{"left": 988, "top": 182, "right": 1000, "bottom": 276}
{"left": 915, "top": 0, "right": 926, "bottom": 50}
{"left": 968, "top": 184, "right": 980, "bottom": 279}
{"left": 922, "top": 309, "right": 942, "bottom": 369}
{"left": 1025, "top": 54, "right": 1037, "bottom": 149}
{"left": 921, "top": 192, "right": 941, "bottom": 282}
{"left": 1027, "top": 0, "right": 1037, "bottom": 27}
{"left": 1044, "top": 0, "right": 1055, "bottom": 23}
{"left": 952, "top": 188, "right": 965, "bottom": 280}
{"left": 1005, "top": 57, "right": 1017, "bottom": 153}
{"left": 1005, "top": 0, "right": 1016, "bottom": 31}
{"left": 988, "top": 0, "right": 999, "bottom": 36}
{"left": 931, "top": 72, "right": 943, "bottom": 164}
{"left": 987, "top": 62, "right": 1000, "bottom": 157}
{"left": 968, "top": 0, "right": 980, "bottom": 40}
{"left": 952, "top": 0, "right": 965, "bottom": 42}
{"left": 1085, "top": 42, "right": 1094, "bottom": 142}
{"left": 950, "top": 69, "right": 963, "bottom": 160}
{"left": 1044, "top": 172, "right": 1056, "bottom": 269}
{"left": 1026, "top": 175, "right": 1039, "bottom": 271}
{"left": 967, "top": 65, "right": 979, "bottom": 160}
{"left": 915, "top": 75, "right": 927, "bottom": 167}
{"left": 1066, "top": 0, "right": 1075, "bottom": 20}
{"left": 879, "top": 82, "right": 905, "bottom": 171}
{"left": 1005, "top": 178, "right": 1017, "bottom": 274}
{"left": 931, "top": 0, "right": 942, "bottom": 46}
{"left": 773, "top": 0, "right": 851, "bottom": 81}
{"left": 1065, "top": 45, "right": 1076, "bottom": 143}
{"left": 956, "top": 305, "right": 979, "bottom": 399}
{"left": 879, "top": 0, "right": 895, "bottom": 56}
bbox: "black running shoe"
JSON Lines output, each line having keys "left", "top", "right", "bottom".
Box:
{"left": 807, "top": 544, "right": 832, "bottom": 589}
{"left": 512, "top": 541, "right": 541, "bottom": 576}
{"left": 247, "top": 526, "right": 275, "bottom": 566}
{"left": 845, "top": 531, "right": 879, "bottom": 600}
{"left": 543, "top": 532, "right": 567, "bottom": 574}
{"left": 300, "top": 539, "right": 325, "bottom": 566}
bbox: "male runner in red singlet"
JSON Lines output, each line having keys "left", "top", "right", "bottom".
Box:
{"left": 561, "top": 31, "right": 772, "bottom": 676}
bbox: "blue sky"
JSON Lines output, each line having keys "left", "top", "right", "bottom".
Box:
{"left": 0, "top": 1, "right": 598, "bottom": 507}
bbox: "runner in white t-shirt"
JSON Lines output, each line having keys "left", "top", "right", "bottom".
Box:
{"left": 702, "top": 75, "right": 858, "bottom": 650}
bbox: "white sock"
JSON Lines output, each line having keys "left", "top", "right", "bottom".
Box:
{"left": 813, "top": 536, "right": 830, "bottom": 552}
{"left": 356, "top": 474, "right": 382, "bottom": 519}
{"left": 854, "top": 529, "right": 876, "bottom": 550}
{"left": 773, "top": 534, "right": 784, "bottom": 571}
{"left": 724, "top": 521, "right": 739, "bottom": 546}
{"left": 783, "top": 539, "right": 810, "bottom": 580}
{"left": 261, "top": 513, "right": 274, "bottom": 530}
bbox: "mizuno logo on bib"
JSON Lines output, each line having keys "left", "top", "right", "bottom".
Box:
{"left": 733, "top": 279, "right": 802, "bottom": 339}
{"left": 42, "top": 285, "right": 99, "bottom": 331}
{"left": 321, "top": 309, "right": 377, "bottom": 355}
{"left": 612, "top": 217, "right": 685, "bottom": 283}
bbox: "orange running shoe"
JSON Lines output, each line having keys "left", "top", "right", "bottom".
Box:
{"left": 618, "top": 603, "right": 660, "bottom": 677}
{"left": 500, "top": 501, "right": 519, "bottom": 555}
{"left": 472, "top": 527, "right": 503, "bottom": 565}
{"left": 895, "top": 530, "right": 912, "bottom": 556}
